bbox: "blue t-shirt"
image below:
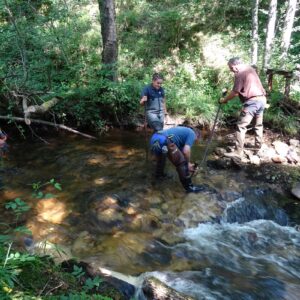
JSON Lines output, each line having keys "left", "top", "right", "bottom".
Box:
{"left": 150, "top": 126, "right": 195, "bottom": 154}
{"left": 141, "top": 85, "right": 165, "bottom": 114}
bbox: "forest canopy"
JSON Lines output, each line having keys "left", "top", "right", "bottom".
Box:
{"left": 0, "top": 0, "right": 299, "bottom": 133}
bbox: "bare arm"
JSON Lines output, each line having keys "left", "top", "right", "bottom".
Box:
{"left": 220, "top": 90, "right": 239, "bottom": 104}
{"left": 140, "top": 96, "right": 147, "bottom": 106}
{"left": 182, "top": 145, "right": 191, "bottom": 162}
{"left": 182, "top": 145, "right": 197, "bottom": 172}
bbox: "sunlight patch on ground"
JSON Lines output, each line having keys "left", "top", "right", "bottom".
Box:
{"left": 36, "top": 198, "right": 68, "bottom": 224}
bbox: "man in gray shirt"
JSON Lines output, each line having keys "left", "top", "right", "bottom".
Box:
{"left": 220, "top": 57, "right": 267, "bottom": 158}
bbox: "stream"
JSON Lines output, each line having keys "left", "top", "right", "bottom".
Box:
{"left": 1, "top": 130, "right": 299, "bottom": 299}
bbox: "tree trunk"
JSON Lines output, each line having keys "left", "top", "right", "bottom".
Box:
{"left": 98, "top": 0, "right": 118, "bottom": 81}
{"left": 263, "top": 0, "right": 277, "bottom": 70}
{"left": 280, "top": 0, "right": 297, "bottom": 63}
{"left": 251, "top": 0, "right": 260, "bottom": 66}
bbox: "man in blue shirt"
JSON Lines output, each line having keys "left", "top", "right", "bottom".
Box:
{"left": 140, "top": 73, "right": 168, "bottom": 131}
{"left": 150, "top": 126, "right": 204, "bottom": 193}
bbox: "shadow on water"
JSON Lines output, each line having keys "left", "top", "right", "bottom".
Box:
{"left": 1, "top": 130, "right": 300, "bottom": 299}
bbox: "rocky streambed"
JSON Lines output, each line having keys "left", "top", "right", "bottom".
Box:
{"left": 0, "top": 129, "right": 299, "bottom": 299}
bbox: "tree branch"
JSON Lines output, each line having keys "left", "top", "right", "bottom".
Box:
{"left": 0, "top": 116, "right": 97, "bottom": 139}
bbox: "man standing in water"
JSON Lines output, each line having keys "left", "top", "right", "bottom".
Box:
{"left": 150, "top": 126, "right": 204, "bottom": 193}
{"left": 140, "top": 73, "right": 168, "bottom": 131}
{"left": 219, "top": 57, "right": 267, "bottom": 158}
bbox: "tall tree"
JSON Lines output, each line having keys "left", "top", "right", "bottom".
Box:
{"left": 280, "top": 0, "right": 298, "bottom": 63}
{"left": 251, "top": 0, "right": 260, "bottom": 66}
{"left": 263, "top": 0, "right": 277, "bottom": 70}
{"left": 98, "top": 0, "right": 118, "bottom": 81}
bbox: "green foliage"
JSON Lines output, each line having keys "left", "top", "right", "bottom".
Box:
{"left": 264, "top": 91, "right": 299, "bottom": 135}
{"left": 0, "top": 0, "right": 299, "bottom": 134}
{"left": 31, "top": 178, "right": 62, "bottom": 199}
{"left": 47, "top": 292, "right": 112, "bottom": 300}
{"left": 5, "top": 198, "right": 30, "bottom": 216}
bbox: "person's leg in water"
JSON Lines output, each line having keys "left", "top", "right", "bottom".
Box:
{"left": 155, "top": 153, "right": 168, "bottom": 178}
{"left": 167, "top": 141, "right": 204, "bottom": 193}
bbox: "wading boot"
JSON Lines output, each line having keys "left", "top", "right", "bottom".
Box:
{"left": 177, "top": 162, "right": 205, "bottom": 193}
{"left": 155, "top": 154, "right": 170, "bottom": 179}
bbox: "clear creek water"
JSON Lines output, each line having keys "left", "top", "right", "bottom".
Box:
{"left": 1, "top": 130, "right": 299, "bottom": 299}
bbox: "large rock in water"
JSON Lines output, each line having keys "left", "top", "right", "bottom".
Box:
{"left": 142, "top": 277, "right": 196, "bottom": 300}
{"left": 291, "top": 182, "right": 300, "bottom": 200}
{"left": 223, "top": 187, "right": 289, "bottom": 226}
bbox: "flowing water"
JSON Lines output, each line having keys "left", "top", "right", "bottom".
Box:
{"left": 1, "top": 130, "right": 299, "bottom": 299}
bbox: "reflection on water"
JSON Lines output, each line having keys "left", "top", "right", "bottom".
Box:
{"left": 1, "top": 130, "right": 300, "bottom": 299}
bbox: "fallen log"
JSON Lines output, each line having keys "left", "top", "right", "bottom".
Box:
{"left": 0, "top": 116, "right": 97, "bottom": 139}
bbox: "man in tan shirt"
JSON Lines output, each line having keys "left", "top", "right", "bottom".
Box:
{"left": 220, "top": 57, "right": 267, "bottom": 158}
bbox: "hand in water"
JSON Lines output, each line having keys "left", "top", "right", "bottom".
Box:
{"left": 188, "top": 162, "right": 198, "bottom": 175}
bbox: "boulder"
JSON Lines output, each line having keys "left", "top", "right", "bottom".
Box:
{"left": 286, "top": 149, "right": 299, "bottom": 164}
{"left": 272, "top": 155, "right": 287, "bottom": 164}
{"left": 291, "top": 182, "right": 300, "bottom": 199}
{"left": 214, "top": 147, "right": 227, "bottom": 156}
{"left": 249, "top": 155, "right": 260, "bottom": 165}
{"left": 289, "top": 139, "right": 300, "bottom": 148}
{"left": 256, "top": 145, "right": 276, "bottom": 161}
{"left": 272, "top": 141, "right": 289, "bottom": 157}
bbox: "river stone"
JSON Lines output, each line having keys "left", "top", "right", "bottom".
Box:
{"left": 214, "top": 147, "right": 227, "bottom": 156}
{"left": 142, "top": 276, "right": 196, "bottom": 300}
{"left": 72, "top": 231, "right": 95, "bottom": 256}
{"left": 129, "top": 213, "right": 161, "bottom": 231}
{"left": 257, "top": 145, "right": 276, "bottom": 161}
{"left": 97, "top": 208, "right": 124, "bottom": 223}
{"left": 291, "top": 182, "right": 300, "bottom": 199}
{"left": 272, "top": 155, "right": 287, "bottom": 164}
{"left": 152, "top": 224, "right": 183, "bottom": 245}
{"left": 175, "top": 188, "right": 224, "bottom": 228}
{"left": 289, "top": 139, "right": 300, "bottom": 147}
{"left": 272, "top": 141, "right": 289, "bottom": 157}
{"left": 249, "top": 155, "right": 260, "bottom": 165}
{"left": 286, "top": 149, "right": 299, "bottom": 164}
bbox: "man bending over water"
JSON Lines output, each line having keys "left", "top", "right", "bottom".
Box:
{"left": 150, "top": 126, "right": 204, "bottom": 193}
